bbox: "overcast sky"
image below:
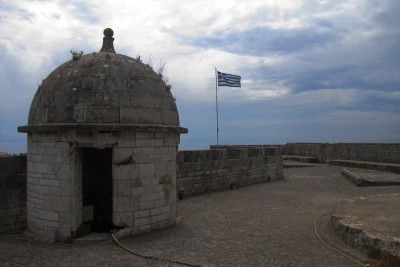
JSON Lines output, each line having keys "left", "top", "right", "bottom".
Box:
{"left": 1, "top": 0, "right": 399, "bottom": 153}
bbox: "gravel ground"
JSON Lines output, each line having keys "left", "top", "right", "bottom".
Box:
{"left": 1, "top": 164, "right": 399, "bottom": 266}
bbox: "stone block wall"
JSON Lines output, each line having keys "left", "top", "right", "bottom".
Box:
{"left": 281, "top": 143, "right": 400, "bottom": 164}
{"left": 2, "top": 144, "right": 283, "bottom": 236}
{"left": 112, "top": 132, "right": 179, "bottom": 237}
{"left": 177, "top": 147, "right": 283, "bottom": 197}
{"left": 281, "top": 143, "right": 328, "bottom": 163}
{"left": 330, "top": 143, "right": 400, "bottom": 164}
{"left": 26, "top": 132, "right": 80, "bottom": 240}
{"left": 26, "top": 130, "right": 180, "bottom": 240}
{"left": 0, "top": 156, "right": 27, "bottom": 233}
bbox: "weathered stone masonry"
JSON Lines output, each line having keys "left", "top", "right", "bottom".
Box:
{"left": 281, "top": 142, "right": 400, "bottom": 164}
{"left": 0, "top": 156, "right": 26, "bottom": 234}
{"left": 177, "top": 147, "right": 283, "bottom": 197}
{"left": 23, "top": 131, "right": 180, "bottom": 240}
{"left": 17, "top": 28, "right": 187, "bottom": 241}
{"left": 1, "top": 146, "right": 283, "bottom": 235}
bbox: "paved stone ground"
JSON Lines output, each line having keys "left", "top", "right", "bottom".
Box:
{"left": 0, "top": 164, "right": 399, "bottom": 266}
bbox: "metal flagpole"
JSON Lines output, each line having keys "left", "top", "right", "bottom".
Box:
{"left": 215, "top": 67, "right": 219, "bottom": 145}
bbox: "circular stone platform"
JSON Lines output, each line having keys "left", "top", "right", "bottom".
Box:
{"left": 331, "top": 193, "right": 400, "bottom": 260}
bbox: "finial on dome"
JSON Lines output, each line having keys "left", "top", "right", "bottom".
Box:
{"left": 100, "top": 28, "right": 116, "bottom": 53}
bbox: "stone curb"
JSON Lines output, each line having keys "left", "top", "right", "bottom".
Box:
{"left": 341, "top": 169, "right": 370, "bottom": 186}
{"left": 331, "top": 194, "right": 400, "bottom": 261}
{"left": 342, "top": 168, "right": 400, "bottom": 187}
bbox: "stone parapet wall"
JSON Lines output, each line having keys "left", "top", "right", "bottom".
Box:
{"left": 281, "top": 143, "right": 326, "bottom": 162}
{"left": 1, "top": 145, "right": 283, "bottom": 235}
{"left": 281, "top": 143, "right": 400, "bottom": 164}
{"left": 0, "top": 156, "right": 27, "bottom": 233}
{"left": 331, "top": 143, "right": 400, "bottom": 164}
{"left": 177, "top": 147, "right": 283, "bottom": 197}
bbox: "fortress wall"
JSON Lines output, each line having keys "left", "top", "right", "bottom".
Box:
{"left": 331, "top": 143, "right": 400, "bottom": 164}
{"left": 281, "top": 143, "right": 400, "bottom": 164}
{"left": 1, "top": 147, "right": 283, "bottom": 233}
{"left": 280, "top": 143, "right": 329, "bottom": 163}
{"left": 177, "top": 147, "right": 283, "bottom": 197}
{"left": 0, "top": 156, "right": 27, "bottom": 233}
{"left": 281, "top": 143, "right": 324, "bottom": 159}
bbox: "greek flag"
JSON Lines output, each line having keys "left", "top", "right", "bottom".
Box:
{"left": 217, "top": 71, "right": 241, "bottom": 87}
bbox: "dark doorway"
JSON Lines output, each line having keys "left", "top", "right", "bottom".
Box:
{"left": 82, "top": 148, "right": 113, "bottom": 232}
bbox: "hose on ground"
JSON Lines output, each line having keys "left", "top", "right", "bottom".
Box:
{"left": 314, "top": 212, "right": 365, "bottom": 267}
{"left": 111, "top": 233, "right": 200, "bottom": 267}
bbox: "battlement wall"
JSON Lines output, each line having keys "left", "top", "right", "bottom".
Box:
{"left": 0, "top": 156, "right": 27, "bottom": 233}
{"left": 0, "top": 147, "right": 283, "bottom": 233}
{"left": 177, "top": 147, "right": 283, "bottom": 197}
{"left": 281, "top": 143, "right": 400, "bottom": 164}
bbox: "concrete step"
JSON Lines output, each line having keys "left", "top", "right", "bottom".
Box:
{"left": 330, "top": 160, "right": 400, "bottom": 174}
{"left": 282, "top": 155, "right": 319, "bottom": 163}
{"left": 341, "top": 168, "right": 400, "bottom": 187}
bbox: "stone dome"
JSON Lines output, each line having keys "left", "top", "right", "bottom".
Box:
{"left": 20, "top": 28, "right": 186, "bottom": 133}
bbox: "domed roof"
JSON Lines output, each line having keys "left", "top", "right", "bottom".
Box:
{"left": 19, "top": 28, "right": 187, "bottom": 134}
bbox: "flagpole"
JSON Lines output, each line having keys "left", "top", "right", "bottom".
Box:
{"left": 215, "top": 67, "right": 219, "bottom": 145}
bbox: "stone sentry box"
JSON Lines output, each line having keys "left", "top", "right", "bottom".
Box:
{"left": 18, "top": 28, "right": 187, "bottom": 241}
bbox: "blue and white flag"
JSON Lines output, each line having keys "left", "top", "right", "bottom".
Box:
{"left": 217, "top": 71, "right": 241, "bottom": 87}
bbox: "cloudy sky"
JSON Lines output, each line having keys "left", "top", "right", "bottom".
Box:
{"left": 1, "top": 0, "right": 399, "bottom": 153}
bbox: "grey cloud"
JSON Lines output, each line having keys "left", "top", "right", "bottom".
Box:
{"left": 185, "top": 26, "right": 339, "bottom": 56}
{"left": 182, "top": 0, "right": 400, "bottom": 96}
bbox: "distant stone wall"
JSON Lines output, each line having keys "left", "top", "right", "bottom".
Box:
{"left": 177, "top": 147, "right": 283, "bottom": 197}
{"left": 281, "top": 143, "right": 400, "bottom": 164}
{"left": 0, "top": 156, "right": 27, "bottom": 233}
{"left": 281, "top": 143, "right": 329, "bottom": 163}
